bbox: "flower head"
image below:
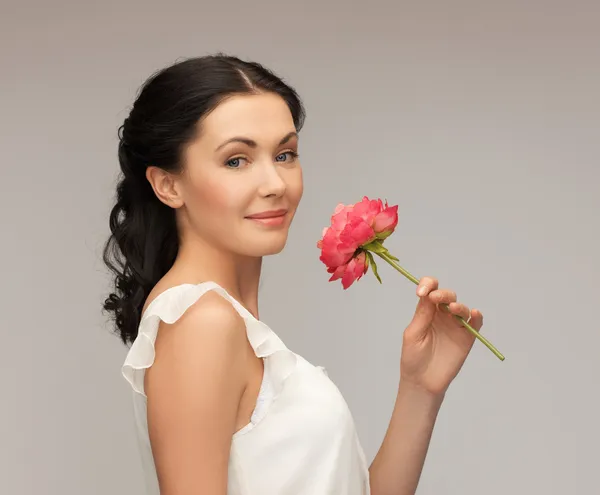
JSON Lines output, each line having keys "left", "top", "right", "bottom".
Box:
{"left": 317, "top": 196, "right": 506, "bottom": 361}
{"left": 326, "top": 251, "right": 369, "bottom": 289}
{"left": 317, "top": 196, "right": 399, "bottom": 288}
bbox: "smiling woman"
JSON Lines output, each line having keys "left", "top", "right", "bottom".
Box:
{"left": 102, "top": 51, "right": 481, "bottom": 495}
{"left": 102, "top": 54, "right": 371, "bottom": 495}
{"left": 154, "top": 90, "right": 304, "bottom": 260}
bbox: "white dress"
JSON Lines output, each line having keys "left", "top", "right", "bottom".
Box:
{"left": 122, "top": 281, "right": 371, "bottom": 494}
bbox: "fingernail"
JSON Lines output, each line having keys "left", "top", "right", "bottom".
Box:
{"left": 418, "top": 286, "right": 427, "bottom": 296}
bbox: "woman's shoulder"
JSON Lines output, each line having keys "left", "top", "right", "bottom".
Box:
{"left": 141, "top": 275, "right": 211, "bottom": 318}
{"left": 141, "top": 276, "right": 184, "bottom": 316}
{"left": 125, "top": 278, "right": 249, "bottom": 397}
{"left": 149, "top": 288, "right": 249, "bottom": 370}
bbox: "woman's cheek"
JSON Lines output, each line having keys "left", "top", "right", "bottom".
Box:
{"left": 288, "top": 168, "right": 304, "bottom": 205}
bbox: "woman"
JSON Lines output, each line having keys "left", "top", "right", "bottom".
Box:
{"left": 102, "top": 53, "right": 483, "bottom": 495}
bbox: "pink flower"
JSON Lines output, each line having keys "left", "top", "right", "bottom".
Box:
{"left": 326, "top": 251, "right": 369, "bottom": 289}
{"left": 316, "top": 195, "right": 506, "bottom": 362}
{"left": 317, "top": 203, "right": 375, "bottom": 268}
{"left": 317, "top": 196, "right": 399, "bottom": 289}
{"left": 373, "top": 203, "right": 398, "bottom": 238}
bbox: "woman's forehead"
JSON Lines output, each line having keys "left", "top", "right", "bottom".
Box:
{"left": 199, "top": 93, "right": 295, "bottom": 143}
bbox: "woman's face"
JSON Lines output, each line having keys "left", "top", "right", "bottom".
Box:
{"left": 177, "top": 92, "right": 303, "bottom": 257}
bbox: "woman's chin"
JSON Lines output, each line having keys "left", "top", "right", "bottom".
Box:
{"left": 260, "top": 239, "right": 288, "bottom": 256}
{"left": 243, "top": 236, "right": 289, "bottom": 257}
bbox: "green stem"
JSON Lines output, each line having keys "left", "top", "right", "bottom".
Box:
{"left": 375, "top": 251, "right": 505, "bottom": 362}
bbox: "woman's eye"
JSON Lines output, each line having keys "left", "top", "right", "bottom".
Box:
{"left": 226, "top": 152, "right": 298, "bottom": 168}
{"left": 225, "top": 156, "right": 247, "bottom": 169}
{"left": 275, "top": 151, "right": 299, "bottom": 162}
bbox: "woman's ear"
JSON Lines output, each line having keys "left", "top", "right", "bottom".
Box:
{"left": 145, "top": 166, "right": 184, "bottom": 209}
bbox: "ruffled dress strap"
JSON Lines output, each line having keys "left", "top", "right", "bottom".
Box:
{"left": 122, "top": 281, "right": 297, "bottom": 402}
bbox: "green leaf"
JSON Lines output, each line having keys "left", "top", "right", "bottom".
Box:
{"left": 365, "top": 251, "right": 383, "bottom": 284}
{"left": 387, "top": 252, "right": 400, "bottom": 261}
{"left": 363, "top": 240, "right": 387, "bottom": 254}
{"left": 376, "top": 230, "right": 393, "bottom": 240}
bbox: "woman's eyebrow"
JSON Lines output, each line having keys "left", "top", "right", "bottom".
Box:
{"left": 215, "top": 131, "right": 298, "bottom": 152}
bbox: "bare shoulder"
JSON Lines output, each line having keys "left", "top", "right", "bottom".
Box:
{"left": 149, "top": 289, "right": 249, "bottom": 384}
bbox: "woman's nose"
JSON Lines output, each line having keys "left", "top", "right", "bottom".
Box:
{"left": 258, "top": 163, "right": 287, "bottom": 198}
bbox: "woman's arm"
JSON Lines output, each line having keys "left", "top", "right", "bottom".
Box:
{"left": 368, "top": 382, "right": 444, "bottom": 495}
{"left": 368, "top": 276, "right": 485, "bottom": 495}
{"left": 145, "top": 291, "right": 249, "bottom": 495}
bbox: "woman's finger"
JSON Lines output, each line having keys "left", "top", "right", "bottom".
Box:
{"left": 429, "top": 288, "right": 457, "bottom": 304}
{"left": 467, "top": 309, "right": 484, "bottom": 331}
{"left": 416, "top": 276, "right": 439, "bottom": 297}
{"left": 447, "top": 301, "right": 471, "bottom": 321}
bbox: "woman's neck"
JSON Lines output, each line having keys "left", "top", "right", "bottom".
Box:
{"left": 171, "top": 236, "right": 263, "bottom": 319}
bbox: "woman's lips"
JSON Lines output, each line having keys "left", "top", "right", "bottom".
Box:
{"left": 246, "top": 211, "right": 287, "bottom": 226}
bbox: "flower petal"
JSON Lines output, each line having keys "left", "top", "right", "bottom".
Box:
{"left": 340, "top": 252, "right": 368, "bottom": 289}
{"left": 373, "top": 205, "right": 398, "bottom": 235}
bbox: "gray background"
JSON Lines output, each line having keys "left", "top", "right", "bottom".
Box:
{"left": 2, "top": 0, "right": 599, "bottom": 493}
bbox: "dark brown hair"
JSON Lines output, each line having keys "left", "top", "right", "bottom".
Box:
{"left": 102, "top": 53, "right": 305, "bottom": 344}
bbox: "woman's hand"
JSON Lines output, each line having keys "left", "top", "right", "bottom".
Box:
{"left": 399, "top": 276, "right": 484, "bottom": 396}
